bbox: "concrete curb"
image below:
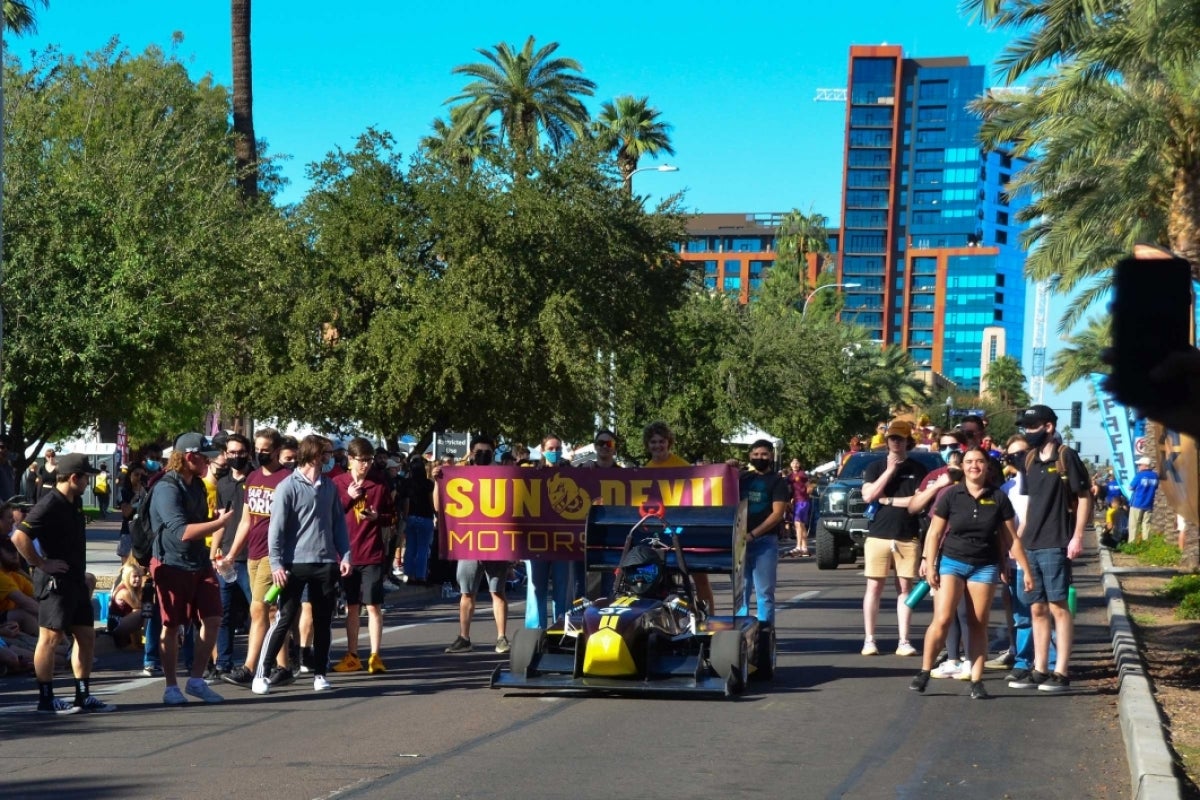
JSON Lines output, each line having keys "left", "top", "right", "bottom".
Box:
{"left": 1100, "top": 544, "right": 1183, "bottom": 800}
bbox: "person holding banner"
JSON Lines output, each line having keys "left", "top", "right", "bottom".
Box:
{"left": 524, "top": 435, "right": 583, "bottom": 630}
{"left": 642, "top": 421, "right": 716, "bottom": 614}
{"left": 440, "top": 435, "right": 511, "bottom": 655}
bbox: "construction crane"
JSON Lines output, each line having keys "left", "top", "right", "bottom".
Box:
{"left": 1029, "top": 279, "right": 1050, "bottom": 403}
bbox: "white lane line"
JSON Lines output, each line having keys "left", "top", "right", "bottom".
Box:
{"left": 788, "top": 590, "right": 822, "bottom": 603}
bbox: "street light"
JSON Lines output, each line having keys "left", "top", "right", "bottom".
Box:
{"left": 945, "top": 396, "right": 954, "bottom": 429}
{"left": 801, "top": 282, "right": 861, "bottom": 318}
{"left": 623, "top": 163, "right": 680, "bottom": 187}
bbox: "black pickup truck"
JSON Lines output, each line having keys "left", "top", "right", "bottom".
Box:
{"left": 814, "top": 450, "right": 945, "bottom": 570}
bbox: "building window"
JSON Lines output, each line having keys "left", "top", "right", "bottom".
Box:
{"left": 994, "top": 309, "right": 1004, "bottom": 321}
{"left": 918, "top": 80, "right": 948, "bottom": 100}
{"left": 995, "top": 230, "right": 1008, "bottom": 244}
{"left": 996, "top": 210, "right": 1009, "bottom": 226}
{"left": 917, "top": 105, "right": 947, "bottom": 123}
{"left": 724, "top": 275, "right": 742, "bottom": 292}
{"left": 995, "top": 292, "right": 1004, "bottom": 304}
{"left": 916, "top": 128, "right": 946, "bottom": 144}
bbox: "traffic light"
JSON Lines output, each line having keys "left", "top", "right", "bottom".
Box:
{"left": 1070, "top": 401, "right": 1082, "bottom": 429}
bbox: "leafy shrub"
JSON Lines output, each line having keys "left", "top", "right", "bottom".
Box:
{"left": 1176, "top": 591, "right": 1200, "bottom": 621}
{"left": 1161, "top": 574, "right": 1200, "bottom": 601}
{"left": 1118, "top": 535, "right": 1181, "bottom": 566}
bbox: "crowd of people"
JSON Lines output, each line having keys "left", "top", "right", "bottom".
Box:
{"left": 0, "top": 403, "right": 1120, "bottom": 712}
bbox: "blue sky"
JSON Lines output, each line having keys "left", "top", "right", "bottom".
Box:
{"left": 13, "top": 0, "right": 1109, "bottom": 459}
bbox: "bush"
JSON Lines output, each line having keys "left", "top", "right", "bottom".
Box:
{"left": 1161, "top": 574, "right": 1200, "bottom": 601}
{"left": 1118, "top": 535, "right": 1181, "bottom": 567}
{"left": 1176, "top": 591, "right": 1200, "bottom": 621}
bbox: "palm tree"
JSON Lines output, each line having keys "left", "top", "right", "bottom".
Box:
{"left": 231, "top": 0, "right": 256, "bottom": 200}
{"left": 1048, "top": 315, "right": 1110, "bottom": 392}
{"left": 592, "top": 95, "right": 675, "bottom": 191}
{"left": 852, "top": 343, "right": 930, "bottom": 413}
{"left": 420, "top": 106, "right": 499, "bottom": 172}
{"left": 981, "top": 355, "right": 1030, "bottom": 408}
{"left": 775, "top": 208, "right": 831, "bottom": 296}
{"left": 447, "top": 36, "right": 596, "bottom": 155}
{"left": 3, "top": 0, "right": 44, "bottom": 30}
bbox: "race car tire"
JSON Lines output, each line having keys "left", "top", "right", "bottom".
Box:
{"left": 510, "top": 627, "right": 545, "bottom": 677}
{"left": 815, "top": 525, "right": 839, "bottom": 570}
{"left": 751, "top": 624, "right": 776, "bottom": 681}
{"left": 711, "top": 631, "right": 747, "bottom": 695}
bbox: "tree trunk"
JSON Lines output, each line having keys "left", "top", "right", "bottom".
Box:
{"left": 1146, "top": 419, "right": 1179, "bottom": 538}
{"left": 231, "top": 0, "right": 257, "bottom": 201}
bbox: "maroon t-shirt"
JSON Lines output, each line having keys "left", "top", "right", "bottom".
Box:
{"left": 333, "top": 472, "right": 395, "bottom": 566}
{"left": 242, "top": 467, "right": 290, "bottom": 560}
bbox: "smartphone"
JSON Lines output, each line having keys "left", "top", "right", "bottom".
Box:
{"left": 1111, "top": 255, "right": 1193, "bottom": 408}
{"left": 224, "top": 501, "right": 233, "bottom": 512}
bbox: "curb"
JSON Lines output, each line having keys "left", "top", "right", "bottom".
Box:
{"left": 1100, "top": 544, "right": 1183, "bottom": 800}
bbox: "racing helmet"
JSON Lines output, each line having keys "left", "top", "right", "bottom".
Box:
{"left": 620, "top": 544, "right": 666, "bottom": 597}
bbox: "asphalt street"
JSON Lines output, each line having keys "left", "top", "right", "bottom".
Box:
{"left": 0, "top": 543, "right": 1128, "bottom": 800}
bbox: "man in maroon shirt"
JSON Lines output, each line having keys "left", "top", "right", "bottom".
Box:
{"left": 219, "top": 429, "right": 293, "bottom": 688}
{"left": 331, "top": 438, "right": 395, "bottom": 674}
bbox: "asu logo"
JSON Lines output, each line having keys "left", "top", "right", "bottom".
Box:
{"left": 548, "top": 473, "right": 590, "bottom": 520}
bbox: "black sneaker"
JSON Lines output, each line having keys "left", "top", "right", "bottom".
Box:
{"left": 1038, "top": 672, "right": 1071, "bottom": 693}
{"left": 221, "top": 666, "right": 254, "bottom": 687}
{"left": 970, "top": 680, "right": 990, "bottom": 700}
{"left": 37, "top": 698, "right": 81, "bottom": 716}
{"left": 909, "top": 670, "right": 930, "bottom": 693}
{"left": 267, "top": 667, "right": 296, "bottom": 687}
{"left": 202, "top": 665, "right": 223, "bottom": 684}
{"left": 444, "top": 636, "right": 472, "bottom": 654}
{"left": 1008, "top": 669, "right": 1049, "bottom": 689}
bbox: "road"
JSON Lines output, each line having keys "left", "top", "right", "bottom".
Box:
{"left": 0, "top": 545, "right": 1128, "bottom": 800}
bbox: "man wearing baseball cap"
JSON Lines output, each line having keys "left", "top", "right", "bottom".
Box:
{"left": 1128, "top": 456, "right": 1159, "bottom": 542}
{"left": 859, "top": 418, "right": 930, "bottom": 657}
{"left": 10, "top": 453, "right": 116, "bottom": 714}
{"left": 148, "top": 433, "right": 233, "bottom": 706}
{"left": 1011, "top": 404, "right": 1092, "bottom": 693}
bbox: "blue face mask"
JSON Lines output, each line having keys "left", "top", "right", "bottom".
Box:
{"left": 321, "top": 456, "right": 335, "bottom": 473}
{"left": 939, "top": 447, "right": 957, "bottom": 460}
{"left": 544, "top": 450, "right": 560, "bottom": 465}
{"left": 144, "top": 459, "right": 161, "bottom": 472}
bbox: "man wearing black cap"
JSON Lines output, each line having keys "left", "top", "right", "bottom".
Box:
{"left": 148, "top": 433, "right": 233, "bottom": 706}
{"left": 10, "top": 453, "right": 116, "bottom": 714}
{"left": 1011, "top": 404, "right": 1092, "bottom": 693}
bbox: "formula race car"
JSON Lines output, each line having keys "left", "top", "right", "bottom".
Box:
{"left": 490, "top": 502, "right": 774, "bottom": 698}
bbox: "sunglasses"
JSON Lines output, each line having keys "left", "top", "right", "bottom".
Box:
{"left": 595, "top": 440, "right": 615, "bottom": 448}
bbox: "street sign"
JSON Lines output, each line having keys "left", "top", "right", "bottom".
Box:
{"left": 434, "top": 431, "right": 470, "bottom": 461}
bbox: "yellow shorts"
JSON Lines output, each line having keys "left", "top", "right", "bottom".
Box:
{"left": 864, "top": 537, "right": 920, "bottom": 580}
{"left": 248, "top": 557, "right": 274, "bottom": 603}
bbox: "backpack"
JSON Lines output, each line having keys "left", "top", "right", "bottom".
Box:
{"left": 129, "top": 473, "right": 167, "bottom": 567}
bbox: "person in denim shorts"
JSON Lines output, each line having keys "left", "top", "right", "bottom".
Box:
{"left": 909, "top": 448, "right": 1035, "bottom": 699}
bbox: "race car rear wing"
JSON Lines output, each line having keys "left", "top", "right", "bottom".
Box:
{"left": 584, "top": 503, "right": 748, "bottom": 602}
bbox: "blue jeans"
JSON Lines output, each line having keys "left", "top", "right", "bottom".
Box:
{"left": 737, "top": 533, "right": 779, "bottom": 624}
{"left": 216, "top": 562, "right": 252, "bottom": 671}
{"left": 144, "top": 615, "right": 195, "bottom": 670}
{"left": 525, "top": 560, "right": 584, "bottom": 629}
{"left": 404, "top": 516, "right": 434, "bottom": 580}
{"left": 1010, "top": 566, "right": 1056, "bottom": 670}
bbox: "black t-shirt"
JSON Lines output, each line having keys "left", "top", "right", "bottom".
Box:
{"left": 18, "top": 488, "right": 88, "bottom": 587}
{"left": 934, "top": 483, "right": 1016, "bottom": 566}
{"left": 405, "top": 473, "right": 435, "bottom": 519}
{"left": 862, "top": 456, "right": 929, "bottom": 541}
{"left": 740, "top": 469, "right": 791, "bottom": 537}
{"left": 217, "top": 473, "right": 247, "bottom": 561}
{"left": 1022, "top": 445, "right": 1091, "bottom": 550}
{"left": 37, "top": 465, "right": 56, "bottom": 498}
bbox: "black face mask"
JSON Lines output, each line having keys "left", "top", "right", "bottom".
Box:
{"left": 279, "top": 459, "right": 296, "bottom": 470}
{"left": 472, "top": 451, "right": 494, "bottom": 466}
{"left": 227, "top": 456, "right": 249, "bottom": 472}
{"left": 1024, "top": 429, "right": 1050, "bottom": 450}
{"left": 749, "top": 457, "right": 773, "bottom": 473}
{"left": 256, "top": 452, "right": 274, "bottom": 469}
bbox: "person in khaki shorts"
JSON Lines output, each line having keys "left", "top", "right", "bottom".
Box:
{"left": 859, "top": 419, "right": 929, "bottom": 657}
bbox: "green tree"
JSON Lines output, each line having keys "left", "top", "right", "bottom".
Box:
{"left": 1049, "top": 315, "right": 1111, "bottom": 392}
{"left": 774, "top": 208, "right": 831, "bottom": 297}
{"left": 592, "top": 95, "right": 675, "bottom": 191}
{"left": 982, "top": 355, "right": 1031, "bottom": 408}
{"left": 2, "top": 41, "right": 279, "bottom": 456}
{"left": 447, "top": 36, "right": 596, "bottom": 156}
{"left": 420, "top": 105, "right": 499, "bottom": 172}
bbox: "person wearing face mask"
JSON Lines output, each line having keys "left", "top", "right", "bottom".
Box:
{"left": 437, "top": 435, "right": 511, "bottom": 654}
{"left": 210, "top": 433, "right": 253, "bottom": 679}
{"left": 738, "top": 440, "right": 790, "bottom": 627}
{"left": 524, "top": 435, "right": 580, "bottom": 630}
{"left": 1008, "top": 405, "right": 1091, "bottom": 693}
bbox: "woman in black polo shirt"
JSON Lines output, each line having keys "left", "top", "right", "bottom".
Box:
{"left": 910, "top": 448, "right": 1035, "bottom": 699}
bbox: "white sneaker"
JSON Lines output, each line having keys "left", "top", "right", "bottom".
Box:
{"left": 186, "top": 678, "right": 225, "bottom": 704}
{"left": 956, "top": 662, "right": 974, "bottom": 681}
{"left": 931, "top": 659, "right": 961, "bottom": 679}
{"left": 895, "top": 640, "right": 918, "bottom": 657}
{"left": 861, "top": 639, "right": 879, "bottom": 656}
{"left": 251, "top": 676, "right": 270, "bottom": 696}
{"left": 313, "top": 675, "right": 332, "bottom": 692}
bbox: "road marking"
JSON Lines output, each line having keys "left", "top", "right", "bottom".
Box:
{"left": 788, "top": 591, "right": 821, "bottom": 602}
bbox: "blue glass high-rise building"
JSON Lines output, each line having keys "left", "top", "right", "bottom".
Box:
{"left": 837, "top": 45, "right": 1029, "bottom": 390}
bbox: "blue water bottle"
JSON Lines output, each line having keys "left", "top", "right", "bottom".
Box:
{"left": 905, "top": 579, "right": 931, "bottom": 609}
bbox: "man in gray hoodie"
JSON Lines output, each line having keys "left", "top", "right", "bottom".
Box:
{"left": 253, "top": 434, "right": 351, "bottom": 695}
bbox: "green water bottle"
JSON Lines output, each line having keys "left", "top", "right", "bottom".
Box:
{"left": 1067, "top": 584, "right": 1077, "bottom": 616}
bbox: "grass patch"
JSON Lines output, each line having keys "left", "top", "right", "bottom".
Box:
{"left": 1162, "top": 575, "right": 1200, "bottom": 600}
{"left": 1118, "top": 535, "right": 1182, "bottom": 567}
